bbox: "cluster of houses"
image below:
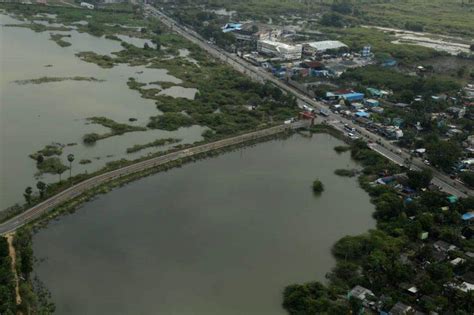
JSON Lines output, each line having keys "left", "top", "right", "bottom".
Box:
{"left": 347, "top": 210, "right": 474, "bottom": 314}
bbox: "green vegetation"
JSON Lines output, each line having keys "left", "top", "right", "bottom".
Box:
{"left": 147, "top": 112, "right": 194, "bottom": 131}
{"left": 83, "top": 117, "right": 147, "bottom": 144}
{"left": 76, "top": 51, "right": 115, "bottom": 68}
{"left": 334, "top": 145, "right": 350, "bottom": 153}
{"left": 36, "top": 157, "right": 69, "bottom": 177}
{"left": 79, "top": 159, "right": 92, "bottom": 165}
{"left": 0, "top": 236, "right": 16, "bottom": 314}
{"left": 407, "top": 169, "right": 433, "bottom": 191}
{"left": 14, "top": 76, "right": 104, "bottom": 85}
{"left": 283, "top": 139, "right": 474, "bottom": 314}
{"left": 126, "top": 138, "right": 181, "bottom": 153}
{"left": 29, "top": 143, "right": 63, "bottom": 160}
{"left": 340, "top": 65, "right": 462, "bottom": 102}
{"left": 312, "top": 179, "right": 324, "bottom": 193}
{"left": 460, "top": 172, "right": 474, "bottom": 188}
{"left": 334, "top": 168, "right": 357, "bottom": 177}
{"left": 50, "top": 33, "right": 71, "bottom": 47}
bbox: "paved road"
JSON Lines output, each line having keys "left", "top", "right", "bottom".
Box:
{"left": 0, "top": 122, "right": 306, "bottom": 235}
{"left": 145, "top": 5, "right": 472, "bottom": 198}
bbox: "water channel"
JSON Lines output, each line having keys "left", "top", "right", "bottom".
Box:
{"left": 33, "top": 134, "right": 375, "bottom": 315}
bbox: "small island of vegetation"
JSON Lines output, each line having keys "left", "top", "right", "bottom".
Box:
{"left": 312, "top": 179, "right": 324, "bottom": 193}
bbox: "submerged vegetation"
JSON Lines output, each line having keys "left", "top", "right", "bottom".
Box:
{"left": 29, "top": 143, "right": 63, "bottom": 161}
{"left": 49, "top": 33, "right": 71, "bottom": 47}
{"left": 334, "top": 168, "right": 358, "bottom": 177}
{"left": 312, "top": 179, "right": 324, "bottom": 193}
{"left": 126, "top": 138, "right": 181, "bottom": 153}
{"left": 83, "top": 117, "right": 147, "bottom": 144}
{"left": 14, "top": 76, "right": 104, "bottom": 85}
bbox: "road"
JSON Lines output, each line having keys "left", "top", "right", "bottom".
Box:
{"left": 144, "top": 5, "right": 472, "bottom": 198}
{"left": 0, "top": 122, "right": 306, "bottom": 235}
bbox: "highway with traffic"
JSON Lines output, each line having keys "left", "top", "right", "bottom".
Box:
{"left": 144, "top": 4, "right": 471, "bottom": 198}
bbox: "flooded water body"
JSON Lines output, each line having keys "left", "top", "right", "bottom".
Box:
{"left": 33, "top": 134, "right": 375, "bottom": 315}
{"left": 0, "top": 14, "right": 204, "bottom": 209}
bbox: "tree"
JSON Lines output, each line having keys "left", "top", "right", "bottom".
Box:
{"left": 23, "top": 186, "right": 33, "bottom": 205}
{"left": 426, "top": 141, "right": 462, "bottom": 172}
{"left": 407, "top": 169, "right": 433, "bottom": 190}
{"left": 460, "top": 172, "right": 474, "bottom": 188}
{"left": 36, "top": 154, "right": 44, "bottom": 164}
{"left": 36, "top": 181, "right": 47, "bottom": 199}
{"left": 312, "top": 179, "right": 324, "bottom": 193}
{"left": 67, "top": 154, "right": 74, "bottom": 181}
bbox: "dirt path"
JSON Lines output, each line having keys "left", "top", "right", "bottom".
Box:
{"left": 6, "top": 233, "right": 22, "bottom": 306}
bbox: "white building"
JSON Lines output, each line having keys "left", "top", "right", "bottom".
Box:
{"left": 257, "top": 40, "right": 302, "bottom": 60}
{"left": 80, "top": 2, "right": 94, "bottom": 9}
{"left": 303, "top": 40, "right": 347, "bottom": 55}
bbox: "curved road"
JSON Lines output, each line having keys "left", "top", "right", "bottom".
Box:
{"left": 145, "top": 5, "right": 471, "bottom": 198}
{"left": 0, "top": 123, "right": 305, "bottom": 235}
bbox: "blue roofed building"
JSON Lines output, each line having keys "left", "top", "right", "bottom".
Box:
{"left": 222, "top": 23, "right": 242, "bottom": 33}
{"left": 342, "top": 92, "right": 364, "bottom": 102}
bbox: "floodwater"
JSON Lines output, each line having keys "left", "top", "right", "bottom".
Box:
{"left": 0, "top": 14, "right": 204, "bottom": 209}
{"left": 33, "top": 134, "right": 375, "bottom": 315}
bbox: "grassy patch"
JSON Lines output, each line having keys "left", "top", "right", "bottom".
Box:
{"left": 147, "top": 112, "right": 194, "bottom": 131}
{"left": 79, "top": 159, "right": 92, "bottom": 165}
{"left": 76, "top": 52, "right": 115, "bottom": 68}
{"left": 49, "top": 33, "right": 71, "bottom": 47}
{"left": 29, "top": 144, "right": 63, "bottom": 160}
{"left": 334, "top": 168, "right": 358, "bottom": 177}
{"left": 126, "top": 138, "right": 182, "bottom": 153}
{"left": 334, "top": 145, "right": 350, "bottom": 153}
{"left": 36, "top": 157, "right": 68, "bottom": 176}
{"left": 14, "top": 76, "right": 104, "bottom": 85}
{"left": 83, "top": 117, "right": 147, "bottom": 144}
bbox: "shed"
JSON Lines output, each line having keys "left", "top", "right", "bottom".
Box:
{"left": 342, "top": 92, "right": 364, "bottom": 102}
{"left": 365, "top": 99, "right": 380, "bottom": 107}
{"left": 355, "top": 111, "right": 370, "bottom": 118}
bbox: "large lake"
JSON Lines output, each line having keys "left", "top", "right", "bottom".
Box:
{"left": 33, "top": 134, "right": 375, "bottom": 315}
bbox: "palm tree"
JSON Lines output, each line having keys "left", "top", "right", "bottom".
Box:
{"left": 24, "top": 186, "right": 33, "bottom": 205}
{"left": 67, "top": 154, "right": 75, "bottom": 182}
{"left": 36, "top": 181, "right": 47, "bottom": 199}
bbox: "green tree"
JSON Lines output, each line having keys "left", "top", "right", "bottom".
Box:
{"left": 67, "top": 153, "right": 75, "bottom": 182}
{"left": 312, "top": 179, "right": 324, "bottom": 193}
{"left": 426, "top": 141, "right": 462, "bottom": 172}
{"left": 36, "top": 181, "right": 47, "bottom": 199}
{"left": 407, "top": 169, "right": 433, "bottom": 190}
{"left": 36, "top": 154, "right": 44, "bottom": 164}
{"left": 23, "top": 186, "right": 33, "bottom": 205}
{"left": 460, "top": 172, "right": 474, "bottom": 188}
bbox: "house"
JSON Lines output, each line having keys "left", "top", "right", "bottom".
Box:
{"left": 347, "top": 285, "right": 376, "bottom": 307}
{"left": 342, "top": 92, "right": 365, "bottom": 102}
{"left": 355, "top": 111, "right": 371, "bottom": 118}
{"left": 433, "top": 240, "right": 457, "bottom": 252}
{"left": 389, "top": 302, "right": 413, "bottom": 315}
{"left": 365, "top": 99, "right": 380, "bottom": 107}
{"left": 371, "top": 106, "right": 384, "bottom": 114}
{"left": 450, "top": 257, "right": 466, "bottom": 266}
{"left": 80, "top": 1, "right": 94, "bottom": 9}
{"left": 222, "top": 23, "right": 242, "bottom": 33}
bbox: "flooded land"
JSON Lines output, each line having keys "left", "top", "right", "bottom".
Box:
{"left": 0, "top": 14, "right": 205, "bottom": 209}
{"left": 33, "top": 134, "right": 375, "bottom": 315}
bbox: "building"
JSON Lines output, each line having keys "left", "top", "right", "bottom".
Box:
{"left": 342, "top": 92, "right": 365, "bottom": 102}
{"left": 257, "top": 40, "right": 302, "bottom": 60}
{"left": 365, "top": 99, "right": 380, "bottom": 107}
{"left": 433, "top": 240, "right": 457, "bottom": 252}
{"left": 80, "top": 1, "right": 94, "bottom": 9}
{"left": 303, "top": 40, "right": 348, "bottom": 55}
{"left": 222, "top": 23, "right": 242, "bottom": 33}
{"left": 389, "top": 302, "right": 413, "bottom": 315}
{"left": 362, "top": 45, "right": 372, "bottom": 58}
{"left": 347, "top": 285, "right": 376, "bottom": 308}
